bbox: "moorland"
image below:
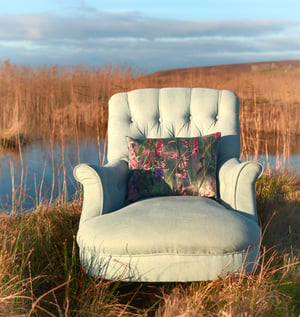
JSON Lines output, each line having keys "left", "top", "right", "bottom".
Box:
{"left": 0, "top": 59, "right": 299, "bottom": 316}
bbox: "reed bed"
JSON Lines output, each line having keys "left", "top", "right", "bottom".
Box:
{"left": 0, "top": 59, "right": 299, "bottom": 158}
{"left": 0, "top": 61, "right": 137, "bottom": 144}
{"left": 139, "top": 61, "right": 300, "bottom": 156}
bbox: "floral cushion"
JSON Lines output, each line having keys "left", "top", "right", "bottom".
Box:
{"left": 126, "top": 133, "right": 221, "bottom": 204}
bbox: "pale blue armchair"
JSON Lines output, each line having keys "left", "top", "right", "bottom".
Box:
{"left": 73, "top": 88, "right": 263, "bottom": 282}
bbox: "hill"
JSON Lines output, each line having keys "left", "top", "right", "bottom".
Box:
{"left": 146, "top": 60, "right": 300, "bottom": 79}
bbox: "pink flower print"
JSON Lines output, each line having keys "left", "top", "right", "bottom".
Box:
{"left": 126, "top": 136, "right": 134, "bottom": 147}
{"left": 144, "top": 160, "right": 150, "bottom": 170}
{"left": 181, "top": 184, "right": 194, "bottom": 194}
{"left": 167, "top": 149, "right": 179, "bottom": 160}
{"left": 159, "top": 160, "right": 167, "bottom": 169}
{"left": 215, "top": 132, "right": 221, "bottom": 140}
{"left": 191, "top": 139, "right": 199, "bottom": 157}
{"left": 151, "top": 156, "right": 157, "bottom": 164}
{"left": 147, "top": 139, "right": 154, "bottom": 145}
{"left": 167, "top": 140, "right": 176, "bottom": 146}
{"left": 178, "top": 156, "right": 188, "bottom": 170}
{"left": 130, "top": 158, "right": 139, "bottom": 169}
{"left": 180, "top": 140, "right": 189, "bottom": 148}
{"left": 155, "top": 139, "right": 164, "bottom": 156}
{"left": 176, "top": 171, "right": 187, "bottom": 179}
{"left": 129, "top": 149, "right": 139, "bottom": 169}
{"left": 129, "top": 147, "right": 136, "bottom": 157}
{"left": 142, "top": 144, "right": 150, "bottom": 157}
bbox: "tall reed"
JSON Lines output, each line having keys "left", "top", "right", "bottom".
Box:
{"left": 1, "top": 60, "right": 299, "bottom": 160}
{"left": 1, "top": 60, "right": 299, "bottom": 213}
{"left": 0, "top": 60, "right": 136, "bottom": 143}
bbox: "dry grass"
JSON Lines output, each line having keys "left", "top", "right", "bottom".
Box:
{"left": 256, "top": 171, "right": 300, "bottom": 254}
{"left": 155, "top": 172, "right": 300, "bottom": 317}
{"left": 0, "top": 173, "right": 299, "bottom": 316}
{"left": 0, "top": 59, "right": 299, "bottom": 157}
{"left": 139, "top": 60, "right": 300, "bottom": 156}
{"left": 0, "top": 202, "right": 140, "bottom": 316}
{"left": 156, "top": 255, "right": 297, "bottom": 316}
{"left": 0, "top": 61, "right": 137, "bottom": 144}
{"left": 0, "top": 59, "right": 299, "bottom": 315}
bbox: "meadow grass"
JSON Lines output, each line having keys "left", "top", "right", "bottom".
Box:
{"left": 0, "top": 172, "right": 299, "bottom": 316}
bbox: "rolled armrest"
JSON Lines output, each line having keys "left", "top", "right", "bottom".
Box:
{"left": 73, "top": 160, "right": 128, "bottom": 224}
{"left": 218, "top": 158, "right": 263, "bottom": 217}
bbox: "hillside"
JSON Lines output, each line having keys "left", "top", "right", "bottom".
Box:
{"left": 146, "top": 59, "right": 300, "bottom": 79}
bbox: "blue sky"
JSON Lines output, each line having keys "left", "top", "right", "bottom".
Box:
{"left": 1, "top": 0, "right": 300, "bottom": 72}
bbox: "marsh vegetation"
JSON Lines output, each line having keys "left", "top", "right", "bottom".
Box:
{"left": 0, "top": 59, "right": 299, "bottom": 156}
{"left": 0, "top": 59, "right": 299, "bottom": 315}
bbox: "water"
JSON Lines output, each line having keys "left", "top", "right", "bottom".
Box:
{"left": 0, "top": 139, "right": 105, "bottom": 212}
{"left": 0, "top": 140, "right": 299, "bottom": 212}
{"left": 242, "top": 153, "right": 300, "bottom": 174}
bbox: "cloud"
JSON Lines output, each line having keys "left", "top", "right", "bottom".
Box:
{"left": 0, "top": 12, "right": 298, "bottom": 40}
{"left": 0, "top": 11, "right": 299, "bottom": 71}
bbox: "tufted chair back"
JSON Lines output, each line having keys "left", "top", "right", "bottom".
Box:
{"left": 107, "top": 88, "right": 240, "bottom": 168}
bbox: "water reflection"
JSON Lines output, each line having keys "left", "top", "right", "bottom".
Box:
{"left": 241, "top": 153, "right": 300, "bottom": 174}
{"left": 0, "top": 139, "right": 299, "bottom": 212}
{"left": 0, "top": 139, "right": 105, "bottom": 212}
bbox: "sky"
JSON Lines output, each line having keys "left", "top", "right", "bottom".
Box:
{"left": 1, "top": 0, "right": 300, "bottom": 73}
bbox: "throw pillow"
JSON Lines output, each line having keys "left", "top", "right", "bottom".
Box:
{"left": 126, "top": 133, "right": 221, "bottom": 204}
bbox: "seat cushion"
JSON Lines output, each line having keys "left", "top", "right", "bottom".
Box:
{"left": 77, "top": 196, "right": 260, "bottom": 256}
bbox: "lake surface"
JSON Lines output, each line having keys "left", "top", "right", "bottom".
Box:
{"left": 241, "top": 153, "right": 300, "bottom": 174}
{"left": 0, "top": 139, "right": 105, "bottom": 212}
{"left": 0, "top": 140, "right": 299, "bottom": 212}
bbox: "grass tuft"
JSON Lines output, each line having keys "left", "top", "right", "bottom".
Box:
{"left": 257, "top": 172, "right": 300, "bottom": 255}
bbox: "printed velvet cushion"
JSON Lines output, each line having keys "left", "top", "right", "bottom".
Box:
{"left": 125, "top": 133, "right": 221, "bottom": 204}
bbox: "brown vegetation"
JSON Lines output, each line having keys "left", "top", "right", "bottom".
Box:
{"left": 0, "top": 59, "right": 299, "bottom": 156}
{"left": 0, "top": 173, "right": 299, "bottom": 316}
{"left": 141, "top": 60, "right": 300, "bottom": 156}
{"left": 0, "top": 59, "right": 299, "bottom": 316}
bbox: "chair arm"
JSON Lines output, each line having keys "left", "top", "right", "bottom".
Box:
{"left": 73, "top": 160, "right": 128, "bottom": 224}
{"left": 218, "top": 158, "right": 263, "bottom": 217}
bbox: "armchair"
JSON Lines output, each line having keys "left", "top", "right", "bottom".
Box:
{"left": 74, "top": 88, "right": 263, "bottom": 282}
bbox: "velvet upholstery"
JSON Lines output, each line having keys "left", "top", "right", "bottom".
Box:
{"left": 74, "top": 88, "right": 263, "bottom": 282}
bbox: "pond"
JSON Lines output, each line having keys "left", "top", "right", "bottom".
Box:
{"left": 0, "top": 139, "right": 299, "bottom": 212}
{"left": 241, "top": 153, "right": 300, "bottom": 174}
{"left": 0, "top": 139, "right": 105, "bottom": 212}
